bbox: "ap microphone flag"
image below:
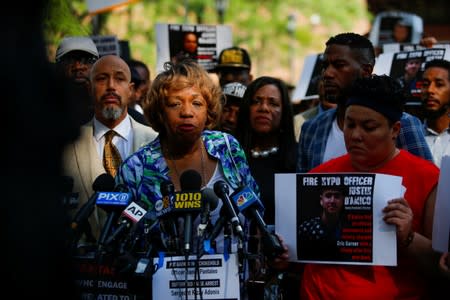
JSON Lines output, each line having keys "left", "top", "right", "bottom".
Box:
{"left": 122, "top": 202, "right": 146, "bottom": 223}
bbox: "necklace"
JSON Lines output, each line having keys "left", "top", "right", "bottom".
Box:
{"left": 166, "top": 140, "right": 206, "bottom": 187}
{"left": 250, "top": 146, "right": 279, "bottom": 158}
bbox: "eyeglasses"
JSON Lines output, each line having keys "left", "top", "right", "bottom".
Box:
{"left": 57, "top": 53, "right": 97, "bottom": 65}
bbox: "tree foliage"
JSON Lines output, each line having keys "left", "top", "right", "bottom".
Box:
{"left": 44, "top": 0, "right": 371, "bottom": 84}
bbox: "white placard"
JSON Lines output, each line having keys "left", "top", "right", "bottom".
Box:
{"left": 291, "top": 53, "right": 323, "bottom": 103}
{"left": 373, "top": 48, "right": 450, "bottom": 105}
{"left": 432, "top": 156, "right": 450, "bottom": 252}
{"left": 91, "top": 35, "right": 120, "bottom": 57}
{"left": 382, "top": 42, "right": 450, "bottom": 54}
{"left": 374, "top": 48, "right": 450, "bottom": 77}
{"left": 152, "top": 254, "right": 240, "bottom": 300}
{"left": 275, "top": 173, "right": 403, "bottom": 266}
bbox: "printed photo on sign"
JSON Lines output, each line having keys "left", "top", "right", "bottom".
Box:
{"left": 390, "top": 49, "right": 447, "bottom": 105}
{"left": 275, "top": 172, "right": 403, "bottom": 266}
{"left": 297, "top": 174, "right": 375, "bottom": 263}
{"left": 382, "top": 41, "right": 450, "bottom": 54}
{"left": 156, "top": 23, "right": 232, "bottom": 72}
{"left": 374, "top": 48, "right": 450, "bottom": 115}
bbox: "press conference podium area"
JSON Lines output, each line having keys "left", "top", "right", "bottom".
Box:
{"left": 72, "top": 247, "right": 266, "bottom": 299}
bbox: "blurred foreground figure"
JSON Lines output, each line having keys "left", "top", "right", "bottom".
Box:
{"left": 3, "top": 1, "right": 81, "bottom": 298}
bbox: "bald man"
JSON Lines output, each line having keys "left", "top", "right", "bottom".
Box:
{"left": 62, "top": 55, "right": 157, "bottom": 247}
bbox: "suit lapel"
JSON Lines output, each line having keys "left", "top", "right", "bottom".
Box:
{"left": 130, "top": 117, "right": 157, "bottom": 151}
{"left": 75, "top": 123, "right": 105, "bottom": 193}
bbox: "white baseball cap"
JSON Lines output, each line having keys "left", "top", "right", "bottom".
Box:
{"left": 55, "top": 36, "right": 99, "bottom": 61}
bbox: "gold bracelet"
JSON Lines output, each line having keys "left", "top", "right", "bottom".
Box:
{"left": 401, "top": 231, "right": 415, "bottom": 248}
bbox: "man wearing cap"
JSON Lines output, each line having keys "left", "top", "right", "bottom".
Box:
{"left": 215, "top": 46, "right": 253, "bottom": 87}
{"left": 218, "top": 82, "right": 247, "bottom": 135}
{"left": 56, "top": 36, "right": 99, "bottom": 125}
{"left": 56, "top": 36, "right": 99, "bottom": 89}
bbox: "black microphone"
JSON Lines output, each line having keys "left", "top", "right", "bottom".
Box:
{"left": 176, "top": 169, "right": 203, "bottom": 255}
{"left": 197, "top": 188, "right": 219, "bottom": 238}
{"left": 104, "top": 197, "right": 147, "bottom": 247}
{"left": 206, "top": 204, "right": 228, "bottom": 244}
{"left": 231, "top": 186, "right": 284, "bottom": 258}
{"left": 96, "top": 185, "right": 133, "bottom": 254}
{"left": 213, "top": 180, "right": 245, "bottom": 241}
{"left": 70, "top": 173, "right": 115, "bottom": 233}
{"left": 196, "top": 188, "right": 219, "bottom": 256}
{"left": 59, "top": 175, "right": 79, "bottom": 210}
{"left": 157, "top": 181, "right": 180, "bottom": 253}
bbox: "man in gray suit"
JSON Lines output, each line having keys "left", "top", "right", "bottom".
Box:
{"left": 62, "top": 55, "right": 157, "bottom": 246}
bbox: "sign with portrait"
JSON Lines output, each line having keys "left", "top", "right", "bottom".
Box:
{"left": 291, "top": 53, "right": 323, "bottom": 103}
{"left": 156, "top": 23, "right": 232, "bottom": 72}
{"left": 382, "top": 41, "right": 450, "bottom": 54}
{"left": 152, "top": 254, "right": 240, "bottom": 300}
{"left": 275, "top": 173, "right": 403, "bottom": 266}
{"left": 91, "top": 35, "right": 120, "bottom": 57}
{"left": 374, "top": 48, "right": 450, "bottom": 105}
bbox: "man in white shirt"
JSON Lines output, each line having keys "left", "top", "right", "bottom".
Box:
{"left": 62, "top": 55, "right": 157, "bottom": 245}
{"left": 421, "top": 59, "right": 450, "bottom": 167}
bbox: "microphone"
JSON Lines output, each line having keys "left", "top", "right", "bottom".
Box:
{"left": 231, "top": 186, "right": 284, "bottom": 258}
{"left": 197, "top": 188, "right": 219, "bottom": 238}
{"left": 70, "top": 173, "right": 115, "bottom": 233}
{"left": 206, "top": 204, "right": 228, "bottom": 244}
{"left": 157, "top": 181, "right": 180, "bottom": 253}
{"left": 175, "top": 169, "right": 203, "bottom": 255}
{"left": 104, "top": 198, "right": 147, "bottom": 246}
{"left": 59, "top": 175, "right": 79, "bottom": 210}
{"left": 96, "top": 186, "right": 133, "bottom": 253}
{"left": 213, "top": 180, "right": 245, "bottom": 241}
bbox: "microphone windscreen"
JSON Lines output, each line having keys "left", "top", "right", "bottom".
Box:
{"left": 180, "top": 169, "right": 202, "bottom": 190}
{"left": 202, "top": 188, "right": 219, "bottom": 211}
{"left": 93, "top": 173, "right": 115, "bottom": 192}
{"left": 213, "top": 180, "right": 229, "bottom": 196}
{"left": 161, "top": 181, "right": 175, "bottom": 196}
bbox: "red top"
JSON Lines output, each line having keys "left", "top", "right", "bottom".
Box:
{"left": 300, "top": 150, "right": 439, "bottom": 300}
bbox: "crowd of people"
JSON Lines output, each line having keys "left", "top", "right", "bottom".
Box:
{"left": 16, "top": 6, "right": 449, "bottom": 299}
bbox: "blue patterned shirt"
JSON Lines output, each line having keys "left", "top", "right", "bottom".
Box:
{"left": 116, "top": 130, "right": 260, "bottom": 223}
{"left": 296, "top": 108, "right": 433, "bottom": 172}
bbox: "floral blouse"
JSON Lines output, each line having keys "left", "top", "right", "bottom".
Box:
{"left": 116, "top": 130, "right": 260, "bottom": 224}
